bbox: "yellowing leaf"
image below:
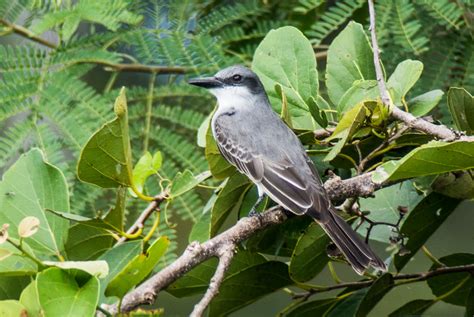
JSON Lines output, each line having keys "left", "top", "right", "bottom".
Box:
{"left": 18, "top": 217, "right": 40, "bottom": 238}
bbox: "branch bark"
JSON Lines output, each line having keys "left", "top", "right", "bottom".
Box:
{"left": 105, "top": 172, "right": 395, "bottom": 314}
{"left": 190, "top": 246, "right": 236, "bottom": 317}
{"left": 366, "top": 0, "right": 474, "bottom": 142}
{"left": 293, "top": 263, "right": 474, "bottom": 300}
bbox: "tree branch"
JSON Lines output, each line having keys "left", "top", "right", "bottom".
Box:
{"left": 116, "top": 192, "right": 168, "bottom": 245}
{"left": 366, "top": 0, "right": 474, "bottom": 142}
{"left": 0, "top": 18, "right": 57, "bottom": 49}
{"left": 293, "top": 263, "right": 474, "bottom": 300}
{"left": 0, "top": 19, "right": 192, "bottom": 75}
{"left": 190, "top": 246, "right": 236, "bottom": 317}
{"left": 105, "top": 172, "right": 396, "bottom": 314}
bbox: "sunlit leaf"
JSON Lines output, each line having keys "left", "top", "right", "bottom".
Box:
{"left": 253, "top": 26, "right": 319, "bottom": 128}
{"left": 77, "top": 88, "right": 134, "bottom": 188}
{"left": 326, "top": 22, "right": 375, "bottom": 106}
{"left": 37, "top": 268, "right": 100, "bottom": 317}
{"left": 106, "top": 236, "right": 169, "bottom": 298}
{"left": 0, "top": 149, "right": 69, "bottom": 256}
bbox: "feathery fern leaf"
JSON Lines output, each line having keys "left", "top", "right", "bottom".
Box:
{"left": 306, "top": 0, "right": 365, "bottom": 45}
{"left": 392, "top": 0, "right": 429, "bottom": 55}
{"left": 293, "top": 0, "right": 324, "bottom": 14}
{"left": 417, "top": 0, "right": 464, "bottom": 30}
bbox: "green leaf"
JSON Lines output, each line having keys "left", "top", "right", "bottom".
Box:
{"left": 0, "top": 277, "right": 30, "bottom": 299}
{"left": 170, "top": 170, "right": 211, "bottom": 198}
{"left": 308, "top": 96, "right": 329, "bottom": 128}
{"left": 188, "top": 194, "right": 216, "bottom": 243}
{"left": 0, "top": 243, "right": 37, "bottom": 276}
{"left": 65, "top": 224, "right": 114, "bottom": 261}
{"left": 132, "top": 151, "right": 162, "bottom": 194}
{"left": 286, "top": 298, "right": 338, "bottom": 317}
{"left": 465, "top": 288, "right": 474, "bottom": 317}
{"left": 247, "top": 216, "right": 312, "bottom": 257}
{"left": 432, "top": 171, "right": 474, "bottom": 200}
{"left": 43, "top": 260, "right": 109, "bottom": 278}
{"left": 289, "top": 222, "right": 330, "bottom": 282}
{"left": 427, "top": 253, "right": 474, "bottom": 306}
{"left": 387, "top": 60, "right": 423, "bottom": 106}
{"left": 77, "top": 88, "right": 134, "bottom": 188}
{"left": 337, "top": 80, "right": 379, "bottom": 113}
{"left": 276, "top": 83, "right": 293, "bottom": 128}
{"left": 0, "top": 300, "right": 27, "bottom": 316}
{"left": 0, "top": 148, "right": 69, "bottom": 256}
{"left": 105, "top": 236, "right": 169, "bottom": 299}
{"left": 448, "top": 87, "right": 474, "bottom": 135}
{"left": 205, "top": 122, "right": 235, "bottom": 179}
{"left": 19, "top": 281, "right": 41, "bottom": 317}
{"left": 324, "top": 103, "right": 367, "bottom": 161}
{"left": 357, "top": 181, "right": 422, "bottom": 243}
{"left": 394, "top": 193, "right": 460, "bottom": 270}
{"left": 104, "top": 186, "right": 127, "bottom": 232}
{"left": 326, "top": 21, "right": 376, "bottom": 106}
{"left": 211, "top": 173, "right": 251, "bottom": 236}
{"left": 409, "top": 90, "right": 444, "bottom": 117}
{"left": 167, "top": 251, "right": 267, "bottom": 298}
{"left": 98, "top": 240, "right": 142, "bottom": 301}
{"left": 389, "top": 299, "right": 435, "bottom": 317}
{"left": 328, "top": 273, "right": 394, "bottom": 317}
{"left": 209, "top": 261, "right": 293, "bottom": 316}
{"left": 253, "top": 26, "right": 319, "bottom": 125}
{"left": 372, "top": 141, "right": 474, "bottom": 183}
{"left": 37, "top": 268, "right": 99, "bottom": 317}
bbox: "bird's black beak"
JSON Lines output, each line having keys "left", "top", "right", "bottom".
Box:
{"left": 188, "top": 77, "right": 223, "bottom": 89}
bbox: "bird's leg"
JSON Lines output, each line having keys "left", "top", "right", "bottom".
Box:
{"left": 248, "top": 194, "right": 266, "bottom": 217}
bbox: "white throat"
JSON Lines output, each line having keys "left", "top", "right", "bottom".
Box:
{"left": 210, "top": 86, "right": 255, "bottom": 112}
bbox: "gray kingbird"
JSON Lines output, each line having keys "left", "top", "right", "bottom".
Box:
{"left": 188, "top": 65, "right": 386, "bottom": 275}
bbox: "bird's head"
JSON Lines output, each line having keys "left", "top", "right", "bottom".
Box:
{"left": 188, "top": 65, "right": 265, "bottom": 103}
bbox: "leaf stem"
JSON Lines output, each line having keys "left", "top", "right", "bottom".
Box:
{"left": 421, "top": 246, "right": 445, "bottom": 267}
{"left": 143, "top": 211, "right": 160, "bottom": 243}
{"left": 6, "top": 238, "right": 45, "bottom": 268}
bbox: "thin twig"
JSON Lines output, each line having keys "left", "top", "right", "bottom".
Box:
{"left": 366, "top": 0, "right": 474, "bottom": 142}
{"left": 116, "top": 192, "right": 168, "bottom": 245}
{"left": 190, "top": 246, "right": 236, "bottom": 317}
{"left": 0, "top": 18, "right": 57, "bottom": 49}
{"left": 292, "top": 263, "right": 474, "bottom": 300}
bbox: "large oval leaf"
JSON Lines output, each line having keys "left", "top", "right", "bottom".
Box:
{"left": 253, "top": 26, "right": 319, "bottom": 126}
{"left": 37, "top": 268, "right": 100, "bottom": 317}
{"left": 372, "top": 141, "right": 474, "bottom": 183}
{"left": 0, "top": 148, "right": 69, "bottom": 256}
{"left": 326, "top": 21, "right": 376, "bottom": 106}
{"left": 77, "top": 88, "right": 134, "bottom": 188}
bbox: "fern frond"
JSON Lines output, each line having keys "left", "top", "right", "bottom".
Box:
{"left": 129, "top": 105, "right": 206, "bottom": 131}
{"left": 417, "top": 0, "right": 464, "bottom": 30}
{"left": 0, "top": 0, "right": 28, "bottom": 23}
{"left": 392, "top": 0, "right": 429, "bottom": 55}
{"left": 31, "top": 0, "right": 142, "bottom": 41}
{"left": 293, "top": 0, "right": 324, "bottom": 14}
{"left": 415, "top": 34, "right": 462, "bottom": 93}
{"left": 0, "top": 118, "right": 33, "bottom": 168}
{"left": 145, "top": 127, "right": 207, "bottom": 173}
{"left": 197, "top": 0, "right": 267, "bottom": 34}
{"left": 374, "top": 0, "right": 394, "bottom": 47}
{"left": 306, "top": 0, "right": 365, "bottom": 45}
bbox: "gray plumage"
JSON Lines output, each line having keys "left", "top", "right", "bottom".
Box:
{"left": 189, "top": 65, "right": 386, "bottom": 275}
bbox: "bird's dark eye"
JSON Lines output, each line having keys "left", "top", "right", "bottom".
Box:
{"left": 232, "top": 74, "right": 242, "bottom": 82}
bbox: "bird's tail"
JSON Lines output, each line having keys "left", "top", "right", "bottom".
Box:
{"left": 309, "top": 208, "right": 386, "bottom": 275}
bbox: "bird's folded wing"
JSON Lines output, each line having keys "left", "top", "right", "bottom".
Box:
{"left": 214, "top": 122, "right": 327, "bottom": 215}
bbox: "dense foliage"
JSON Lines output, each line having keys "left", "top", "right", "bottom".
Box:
{"left": 0, "top": 0, "right": 473, "bottom": 316}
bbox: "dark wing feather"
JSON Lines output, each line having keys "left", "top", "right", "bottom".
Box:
{"left": 214, "top": 121, "right": 328, "bottom": 216}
